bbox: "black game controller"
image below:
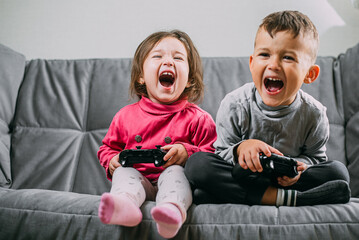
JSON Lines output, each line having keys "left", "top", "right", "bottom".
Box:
{"left": 119, "top": 145, "right": 166, "bottom": 167}
{"left": 232, "top": 153, "right": 298, "bottom": 181}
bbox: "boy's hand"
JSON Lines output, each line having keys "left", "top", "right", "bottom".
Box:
{"left": 236, "top": 139, "right": 283, "bottom": 173}
{"left": 277, "top": 161, "right": 308, "bottom": 187}
{"left": 161, "top": 144, "right": 188, "bottom": 168}
{"left": 109, "top": 154, "right": 121, "bottom": 176}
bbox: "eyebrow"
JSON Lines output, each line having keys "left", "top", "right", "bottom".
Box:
{"left": 150, "top": 49, "right": 187, "bottom": 56}
{"left": 256, "top": 47, "right": 298, "bottom": 55}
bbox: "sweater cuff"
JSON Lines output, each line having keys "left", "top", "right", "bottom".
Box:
{"left": 177, "top": 142, "right": 198, "bottom": 157}
{"left": 232, "top": 141, "right": 244, "bottom": 164}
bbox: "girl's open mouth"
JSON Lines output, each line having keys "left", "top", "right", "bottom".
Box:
{"left": 159, "top": 71, "right": 175, "bottom": 88}
{"left": 264, "top": 78, "right": 284, "bottom": 93}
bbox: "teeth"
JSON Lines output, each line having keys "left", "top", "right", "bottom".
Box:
{"left": 267, "top": 78, "right": 282, "bottom": 81}
{"left": 161, "top": 72, "right": 173, "bottom": 77}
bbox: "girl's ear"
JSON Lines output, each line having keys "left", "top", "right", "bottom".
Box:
{"left": 139, "top": 77, "right": 145, "bottom": 84}
{"left": 304, "top": 65, "right": 320, "bottom": 84}
{"left": 186, "top": 79, "right": 192, "bottom": 88}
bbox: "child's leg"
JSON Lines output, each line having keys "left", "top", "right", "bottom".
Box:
{"left": 273, "top": 160, "right": 351, "bottom": 206}
{"left": 185, "top": 152, "right": 252, "bottom": 204}
{"left": 293, "top": 160, "right": 350, "bottom": 191}
{"left": 151, "top": 165, "right": 192, "bottom": 239}
{"left": 98, "top": 167, "right": 156, "bottom": 226}
{"left": 261, "top": 180, "right": 350, "bottom": 206}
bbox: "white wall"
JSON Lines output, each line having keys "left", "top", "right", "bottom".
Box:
{"left": 0, "top": 0, "right": 358, "bottom": 60}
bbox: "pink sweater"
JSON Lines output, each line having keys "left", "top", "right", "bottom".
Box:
{"left": 98, "top": 97, "right": 217, "bottom": 182}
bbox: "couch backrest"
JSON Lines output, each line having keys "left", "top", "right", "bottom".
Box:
{"left": 10, "top": 59, "right": 134, "bottom": 194}
{"left": 339, "top": 43, "right": 359, "bottom": 197}
{"left": 2, "top": 43, "right": 359, "bottom": 197}
{"left": 0, "top": 44, "right": 26, "bottom": 188}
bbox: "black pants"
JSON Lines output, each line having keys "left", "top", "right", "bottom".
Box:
{"left": 184, "top": 152, "right": 350, "bottom": 205}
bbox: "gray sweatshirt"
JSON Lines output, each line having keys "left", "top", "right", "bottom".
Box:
{"left": 214, "top": 82, "right": 329, "bottom": 166}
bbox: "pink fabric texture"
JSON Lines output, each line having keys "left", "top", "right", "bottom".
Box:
{"left": 98, "top": 97, "right": 216, "bottom": 181}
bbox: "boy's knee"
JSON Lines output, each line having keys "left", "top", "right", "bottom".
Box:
{"left": 184, "top": 152, "right": 215, "bottom": 182}
{"left": 328, "top": 160, "right": 350, "bottom": 182}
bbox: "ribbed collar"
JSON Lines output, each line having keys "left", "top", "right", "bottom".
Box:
{"left": 254, "top": 89, "right": 301, "bottom": 118}
{"left": 138, "top": 97, "right": 189, "bottom": 115}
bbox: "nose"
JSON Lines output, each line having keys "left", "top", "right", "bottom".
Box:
{"left": 268, "top": 56, "right": 281, "bottom": 71}
{"left": 162, "top": 55, "right": 174, "bottom": 67}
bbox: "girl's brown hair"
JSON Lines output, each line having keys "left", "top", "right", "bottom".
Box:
{"left": 130, "top": 30, "right": 204, "bottom": 103}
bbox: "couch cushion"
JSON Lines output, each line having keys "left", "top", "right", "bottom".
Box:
{"left": 340, "top": 43, "right": 359, "bottom": 197}
{"left": 1, "top": 187, "right": 359, "bottom": 240}
{"left": 0, "top": 44, "right": 26, "bottom": 188}
{"left": 10, "top": 59, "right": 134, "bottom": 195}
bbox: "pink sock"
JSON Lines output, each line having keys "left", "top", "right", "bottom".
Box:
{"left": 151, "top": 203, "right": 183, "bottom": 238}
{"left": 98, "top": 193, "right": 142, "bottom": 226}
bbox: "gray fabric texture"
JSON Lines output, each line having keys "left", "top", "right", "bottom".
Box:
{"left": 340, "top": 43, "right": 359, "bottom": 197}
{"left": 214, "top": 83, "right": 329, "bottom": 165}
{"left": 10, "top": 59, "right": 134, "bottom": 195}
{"left": 0, "top": 42, "right": 358, "bottom": 239}
{"left": 1, "top": 187, "right": 359, "bottom": 240}
{"left": 0, "top": 44, "right": 26, "bottom": 188}
{"left": 200, "top": 56, "right": 346, "bottom": 165}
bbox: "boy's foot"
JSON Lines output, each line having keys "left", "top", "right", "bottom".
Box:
{"left": 98, "top": 193, "right": 142, "bottom": 226}
{"left": 151, "top": 203, "right": 183, "bottom": 238}
{"left": 297, "top": 180, "right": 350, "bottom": 206}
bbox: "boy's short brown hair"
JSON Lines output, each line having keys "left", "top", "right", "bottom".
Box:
{"left": 130, "top": 30, "right": 204, "bottom": 103}
{"left": 257, "top": 11, "right": 319, "bottom": 62}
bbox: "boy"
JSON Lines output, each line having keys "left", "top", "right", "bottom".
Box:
{"left": 184, "top": 11, "right": 351, "bottom": 206}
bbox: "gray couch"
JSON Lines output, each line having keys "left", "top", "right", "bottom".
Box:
{"left": 1, "top": 42, "right": 359, "bottom": 240}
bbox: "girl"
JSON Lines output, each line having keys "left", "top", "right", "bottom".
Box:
{"left": 97, "top": 30, "right": 216, "bottom": 239}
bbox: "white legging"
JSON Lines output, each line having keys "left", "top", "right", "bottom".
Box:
{"left": 111, "top": 165, "right": 192, "bottom": 221}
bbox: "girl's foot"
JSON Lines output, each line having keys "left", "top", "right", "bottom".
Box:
{"left": 151, "top": 203, "right": 183, "bottom": 238}
{"left": 98, "top": 193, "right": 142, "bottom": 226}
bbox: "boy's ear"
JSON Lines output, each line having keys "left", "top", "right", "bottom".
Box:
{"left": 304, "top": 65, "right": 320, "bottom": 84}
{"left": 249, "top": 55, "right": 254, "bottom": 72}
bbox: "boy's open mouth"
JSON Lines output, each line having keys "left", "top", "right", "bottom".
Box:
{"left": 264, "top": 78, "right": 284, "bottom": 93}
{"left": 159, "top": 71, "right": 175, "bottom": 88}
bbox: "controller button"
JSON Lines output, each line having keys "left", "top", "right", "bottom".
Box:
{"left": 135, "top": 135, "right": 142, "bottom": 143}
{"left": 164, "top": 136, "right": 172, "bottom": 144}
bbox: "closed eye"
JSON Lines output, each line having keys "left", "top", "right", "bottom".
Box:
{"left": 174, "top": 56, "right": 184, "bottom": 61}
{"left": 283, "top": 56, "right": 295, "bottom": 61}
{"left": 259, "top": 53, "right": 270, "bottom": 57}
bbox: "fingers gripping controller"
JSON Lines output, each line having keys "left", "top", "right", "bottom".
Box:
{"left": 232, "top": 153, "right": 298, "bottom": 181}
{"left": 259, "top": 153, "right": 298, "bottom": 178}
{"left": 119, "top": 145, "right": 166, "bottom": 167}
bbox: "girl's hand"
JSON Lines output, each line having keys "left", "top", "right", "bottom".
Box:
{"left": 236, "top": 139, "right": 283, "bottom": 173}
{"left": 277, "top": 161, "right": 308, "bottom": 187}
{"left": 109, "top": 154, "right": 121, "bottom": 176}
{"left": 161, "top": 144, "right": 188, "bottom": 168}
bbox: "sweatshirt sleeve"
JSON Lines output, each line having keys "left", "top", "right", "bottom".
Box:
{"left": 97, "top": 112, "right": 125, "bottom": 180}
{"left": 179, "top": 111, "right": 217, "bottom": 157}
{"left": 293, "top": 106, "right": 329, "bottom": 165}
{"left": 214, "top": 93, "right": 245, "bottom": 165}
